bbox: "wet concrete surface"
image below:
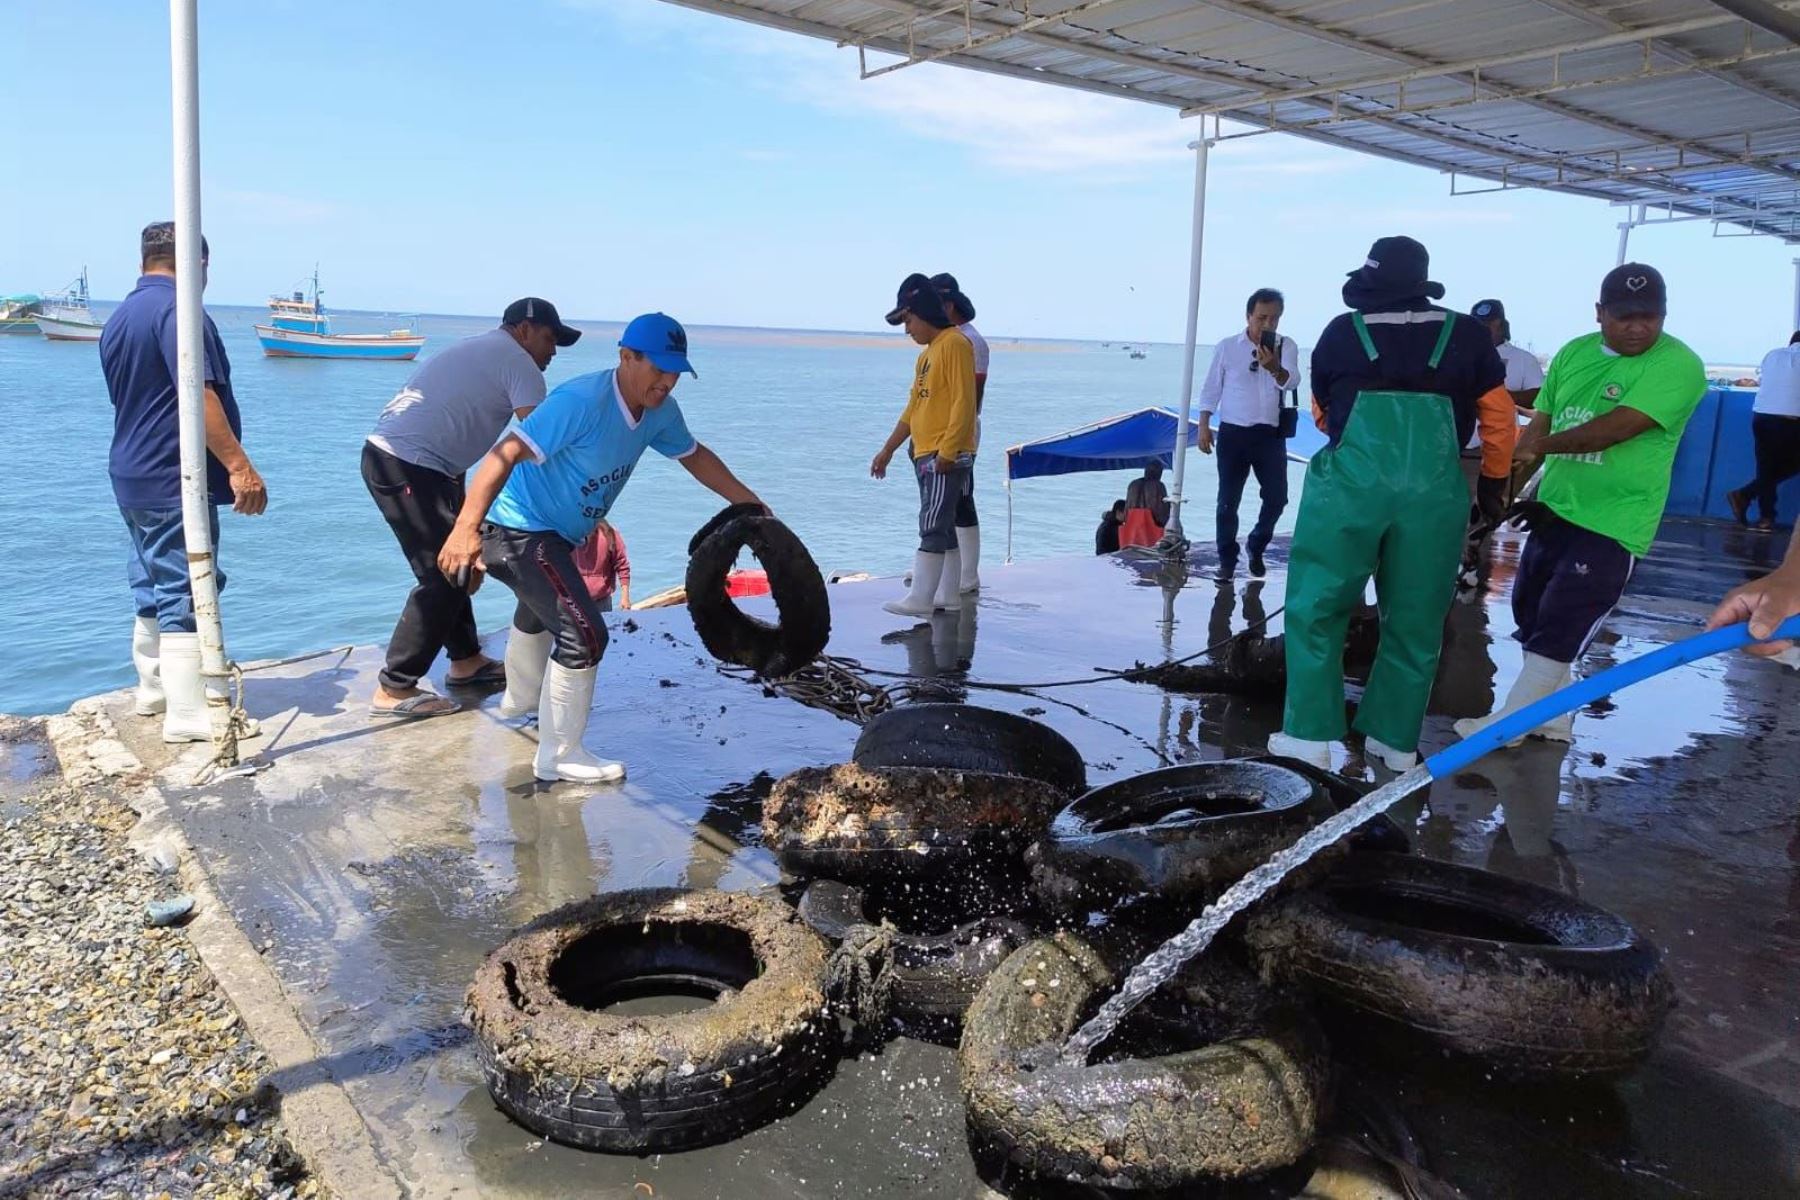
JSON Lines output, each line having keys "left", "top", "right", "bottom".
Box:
{"left": 98, "top": 522, "right": 1800, "bottom": 1198}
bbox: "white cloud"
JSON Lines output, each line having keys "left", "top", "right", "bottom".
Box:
{"left": 561, "top": 2, "right": 1365, "bottom": 178}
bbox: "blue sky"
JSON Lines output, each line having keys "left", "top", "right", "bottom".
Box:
{"left": 3, "top": 0, "right": 1796, "bottom": 361}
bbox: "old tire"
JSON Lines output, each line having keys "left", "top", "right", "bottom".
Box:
{"left": 958, "top": 933, "right": 1328, "bottom": 1188}
{"left": 466, "top": 888, "right": 837, "bottom": 1153}
{"left": 1244, "top": 853, "right": 1675, "bottom": 1078}
{"left": 1027, "top": 760, "right": 1323, "bottom": 913}
{"left": 1252, "top": 754, "right": 1412, "bottom": 855}
{"left": 686, "top": 514, "right": 830, "bottom": 678}
{"left": 852, "top": 704, "right": 1088, "bottom": 796}
{"left": 765, "top": 763, "right": 1065, "bottom": 882}
{"left": 686, "top": 502, "right": 767, "bottom": 557}
{"left": 798, "top": 879, "right": 1035, "bottom": 1029}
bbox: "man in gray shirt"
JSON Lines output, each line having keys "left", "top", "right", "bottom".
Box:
{"left": 363, "top": 297, "right": 580, "bottom": 716}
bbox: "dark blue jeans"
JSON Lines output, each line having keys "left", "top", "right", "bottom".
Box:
{"left": 121, "top": 505, "right": 225, "bottom": 633}
{"left": 1215, "top": 422, "right": 1288, "bottom": 565}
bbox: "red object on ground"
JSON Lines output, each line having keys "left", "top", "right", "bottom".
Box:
{"left": 725, "top": 569, "right": 772, "bottom": 598}
{"left": 1118, "top": 509, "right": 1164, "bottom": 549}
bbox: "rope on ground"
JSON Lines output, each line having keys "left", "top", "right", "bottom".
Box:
{"left": 192, "top": 661, "right": 254, "bottom": 787}
{"left": 240, "top": 645, "right": 356, "bottom": 673}
{"left": 843, "top": 605, "right": 1286, "bottom": 694}
{"left": 710, "top": 598, "right": 1284, "bottom": 725}
{"left": 716, "top": 655, "right": 926, "bottom": 724}
{"left": 824, "top": 923, "right": 896, "bottom": 1043}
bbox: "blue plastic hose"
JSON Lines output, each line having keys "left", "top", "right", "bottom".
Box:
{"left": 1425, "top": 614, "right": 1800, "bottom": 778}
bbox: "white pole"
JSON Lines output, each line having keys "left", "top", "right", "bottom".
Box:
{"left": 170, "top": 0, "right": 230, "bottom": 703}
{"left": 1791, "top": 257, "right": 1799, "bottom": 332}
{"left": 1161, "top": 131, "right": 1212, "bottom": 553}
{"left": 1615, "top": 203, "right": 1644, "bottom": 266}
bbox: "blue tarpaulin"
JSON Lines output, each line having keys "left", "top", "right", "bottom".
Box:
{"left": 1000, "top": 406, "right": 1330, "bottom": 560}
{"left": 1005, "top": 407, "right": 1198, "bottom": 481}
{"left": 1005, "top": 405, "right": 1327, "bottom": 482}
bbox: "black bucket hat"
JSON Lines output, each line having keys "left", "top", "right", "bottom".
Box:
{"left": 929, "top": 272, "right": 976, "bottom": 323}
{"left": 1344, "top": 236, "right": 1445, "bottom": 306}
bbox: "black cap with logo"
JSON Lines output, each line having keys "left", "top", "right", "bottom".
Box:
{"left": 885, "top": 273, "right": 953, "bottom": 329}
{"left": 502, "top": 297, "right": 582, "bottom": 347}
{"left": 1470, "top": 298, "right": 1507, "bottom": 322}
{"left": 1598, "top": 264, "right": 1667, "bottom": 317}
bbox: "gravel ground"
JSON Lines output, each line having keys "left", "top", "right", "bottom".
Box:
{"left": 0, "top": 719, "right": 317, "bottom": 1199}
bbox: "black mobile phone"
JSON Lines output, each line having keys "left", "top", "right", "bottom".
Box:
{"left": 1259, "top": 329, "right": 1279, "bottom": 352}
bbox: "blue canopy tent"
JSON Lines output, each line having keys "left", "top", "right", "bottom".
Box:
{"left": 1002, "top": 406, "right": 1327, "bottom": 561}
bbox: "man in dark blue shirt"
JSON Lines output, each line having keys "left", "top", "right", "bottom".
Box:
{"left": 99, "top": 221, "right": 266, "bottom": 744}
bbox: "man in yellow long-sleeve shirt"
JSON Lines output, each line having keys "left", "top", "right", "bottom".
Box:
{"left": 870, "top": 272, "right": 978, "bottom": 618}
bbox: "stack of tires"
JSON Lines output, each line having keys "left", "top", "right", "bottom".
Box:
{"left": 465, "top": 716, "right": 1675, "bottom": 1188}
{"left": 764, "top": 703, "right": 1088, "bottom": 1041}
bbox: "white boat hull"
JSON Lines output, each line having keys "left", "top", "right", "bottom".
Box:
{"left": 37, "top": 314, "right": 103, "bottom": 342}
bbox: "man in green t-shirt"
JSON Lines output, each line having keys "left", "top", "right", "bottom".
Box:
{"left": 1456, "top": 263, "right": 1706, "bottom": 744}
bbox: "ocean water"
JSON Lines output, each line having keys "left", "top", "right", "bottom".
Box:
{"left": 0, "top": 307, "right": 1296, "bottom": 716}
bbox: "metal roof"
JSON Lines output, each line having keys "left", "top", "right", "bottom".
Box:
{"left": 661, "top": 0, "right": 1800, "bottom": 242}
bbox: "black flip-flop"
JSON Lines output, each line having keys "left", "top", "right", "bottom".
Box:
{"left": 446, "top": 661, "right": 506, "bottom": 688}
{"left": 370, "top": 693, "right": 462, "bottom": 719}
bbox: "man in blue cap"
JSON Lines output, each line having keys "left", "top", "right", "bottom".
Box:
{"left": 438, "top": 313, "right": 765, "bottom": 784}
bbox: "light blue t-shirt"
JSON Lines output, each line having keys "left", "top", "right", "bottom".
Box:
{"left": 489, "top": 368, "right": 697, "bottom": 545}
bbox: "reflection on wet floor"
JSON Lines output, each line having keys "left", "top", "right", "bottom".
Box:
{"left": 96, "top": 519, "right": 1800, "bottom": 1197}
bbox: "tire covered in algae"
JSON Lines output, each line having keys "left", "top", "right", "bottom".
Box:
{"left": 686, "top": 513, "right": 830, "bottom": 678}
{"left": 765, "top": 763, "right": 1065, "bottom": 881}
{"left": 852, "top": 703, "right": 1088, "bottom": 796}
{"left": 1027, "top": 760, "right": 1324, "bottom": 914}
{"left": 958, "top": 933, "right": 1328, "bottom": 1188}
{"left": 798, "top": 879, "right": 1035, "bottom": 1029}
{"left": 1244, "top": 853, "right": 1674, "bottom": 1078}
{"left": 466, "top": 887, "right": 836, "bottom": 1153}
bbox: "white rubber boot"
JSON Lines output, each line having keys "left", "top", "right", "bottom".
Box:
{"left": 934, "top": 550, "right": 961, "bottom": 610}
{"left": 1268, "top": 731, "right": 1331, "bottom": 769}
{"left": 533, "top": 662, "right": 625, "bottom": 784}
{"left": 159, "top": 633, "right": 212, "bottom": 744}
{"left": 884, "top": 551, "right": 945, "bottom": 618}
{"left": 956, "top": 525, "right": 982, "bottom": 593}
{"left": 1453, "top": 652, "right": 1573, "bottom": 747}
{"left": 497, "top": 628, "right": 553, "bottom": 719}
{"left": 132, "top": 617, "right": 164, "bottom": 716}
{"left": 1364, "top": 736, "right": 1419, "bottom": 772}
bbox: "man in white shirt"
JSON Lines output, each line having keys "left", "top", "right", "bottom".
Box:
{"left": 362, "top": 297, "right": 578, "bottom": 718}
{"left": 932, "top": 272, "right": 988, "bottom": 594}
{"left": 1471, "top": 299, "right": 1546, "bottom": 411}
{"left": 1198, "top": 287, "right": 1299, "bottom": 579}
{"left": 1466, "top": 298, "right": 1546, "bottom": 502}
{"left": 1728, "top": 331, "right": 1800, "bottom": 528}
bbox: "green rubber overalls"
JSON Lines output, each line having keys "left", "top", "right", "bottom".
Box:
{"left": 1282, "top": 311, "right": 1468, "bottom": 754}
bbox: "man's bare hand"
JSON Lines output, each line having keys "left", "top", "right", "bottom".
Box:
{"left": 1197, "top": 424, "right": 1214, "bottom": 455}
{"left": 437, "top": 525, "right": 486, "bottom": 588}
{"left": 935, "top": 452, "right": 958, "bottom": 475}
{"left": 870, "top": 449, "right": 893, "bottom": 480}
{"left": 229, "top": 463, "right": 267, "bottom": 516}
{"left": 1254, "top": 342, "right": 1279, "bottom": 373}
{"left": 1708, "top": 566, "right": 1800, "bottom": 655}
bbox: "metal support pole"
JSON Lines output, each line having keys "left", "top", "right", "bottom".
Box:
{"left": 170, "top": 0, "right": 232, "bottom": 719}
{"left": 1615, "top": 203, "right": 1645, "bottom": 265}
{"left": 1791, "top": 257, "right": 1799, "bottom": 333}
{"left": 1160, "top": 131, "right": 1212, "bottom": 556}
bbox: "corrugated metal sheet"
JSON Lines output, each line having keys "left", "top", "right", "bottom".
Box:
{"left": 662, "top": 0, "right": 1800, "bottom": 241}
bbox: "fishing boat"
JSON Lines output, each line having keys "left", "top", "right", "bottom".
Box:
{"left": 0, "top": 294, "right": 42, "bottom": 335}
{"left": 36, "top": 271, "right": 103, "bottom": 341}
{"left": 254, "top": 268, "right": 425, "bottom": 360}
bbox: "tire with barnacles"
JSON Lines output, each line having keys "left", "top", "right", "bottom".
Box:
{"left": 466, "top": 887, "right": 837, "bottom": 1153}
